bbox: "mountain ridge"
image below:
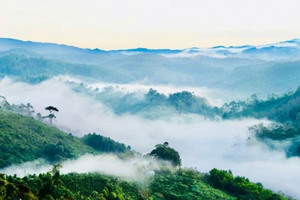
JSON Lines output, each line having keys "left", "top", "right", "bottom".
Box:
{"left": 1, "top": 37, "right": 300, "bottom": 59}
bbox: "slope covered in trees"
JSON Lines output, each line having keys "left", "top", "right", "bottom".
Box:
{"left": 223, "top": 87, "right": 300, "bottom": 124}
{"left": 0, "top": 110, "right": 129, "bottom": 168}
{"left": 0, "top": 166, "right": 289, "bottom": 200}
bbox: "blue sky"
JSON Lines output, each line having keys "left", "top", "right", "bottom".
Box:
{"left": 1, "top": 0, "right": 300, "bottom": 49}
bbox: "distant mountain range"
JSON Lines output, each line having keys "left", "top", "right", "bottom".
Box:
{"left": 1, "top": 38, "right": 300, "bottom": 97}
{"left": 1, "top": 37, "right": 300, "bottom": 61}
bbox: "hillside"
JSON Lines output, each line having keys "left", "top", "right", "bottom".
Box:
{"left": 223, "top": 86, "right": 300, "bottom": 124}
{"left": 1, "top": 168, "right": 237, "bottom": 200}
{"left": 0, "top": 110, "right": 128, "bottom": 168}
{"left": 0, "top": 54, "right": 123, "bottom": 84}
{"left": 1, "top": 166, "right": 289, "bottom": 200}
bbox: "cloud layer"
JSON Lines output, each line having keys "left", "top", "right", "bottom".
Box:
{"left": 1, "top": 154, "right": 172, "bottom": 183}
{"left": 0, "top": 77, "right": 299, "bottom": 198}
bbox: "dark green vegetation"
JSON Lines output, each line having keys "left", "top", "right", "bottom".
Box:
{"left": 150, "top": 169, "right": 235, "bottom": 200}
{"left": 249, "top": 123, "right": 300, "bottom": 157}
{"left": 0, "top": 109, "right": 129, "bottom": 168}
{"left": 222, "top": 87, "right": 300, "bottom": 157}
{"left": 1, "top": 164, "right": 141, "bottom": 200}
{"left": 83, "top": 133, "right": 127, "bottom": 153}
{"left": 207, "top": 168, "right": 288, "bottom": 200}
{"left": 223, "top": 87, "right": 300, "bottom": 124}
{"left": 0, "top": 166, "right": 289, "bottom": 200}
{"left": 149, "top": 142, "right": 181, "bottom": 167}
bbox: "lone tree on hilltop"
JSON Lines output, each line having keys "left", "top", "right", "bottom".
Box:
{"left": 45, "top": 106, "right": 59, "bottom": 125}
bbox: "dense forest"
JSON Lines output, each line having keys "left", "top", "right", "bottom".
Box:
{"left": 0, "top": 164, "right": 289, "bottom": 199}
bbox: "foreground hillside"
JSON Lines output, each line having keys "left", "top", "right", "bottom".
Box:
{"left": 0, "top": 110, "right": 128, "bottom": 168}
{"left": 1, "top": 168, "right": 238, "bottom": 200}
{"left": 1, "top": 166, "right": 289, "bottom": 200}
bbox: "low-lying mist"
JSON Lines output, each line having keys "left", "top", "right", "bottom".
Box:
{"left": 1, "top": 154, "right": 173, "bottom": 183}
{"left": 0, "top": 76, "right": 300, "bottom": 198}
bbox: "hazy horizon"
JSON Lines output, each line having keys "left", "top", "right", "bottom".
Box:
{"left": 1, "top": 0, "right": 300, "bottom": 50}
{"left": 2, "top": 36, "right": 300, "bottom": 51}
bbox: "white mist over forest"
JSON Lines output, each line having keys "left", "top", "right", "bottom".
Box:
{"left": 1, "top": 76, "right": 300, "bottom": 198}
{"left": 1, "top": 154, "right": 174, "bottom": 183}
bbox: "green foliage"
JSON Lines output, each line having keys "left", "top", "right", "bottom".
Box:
{"left": 0, "top": 173, "right": 38, "bottom": 200}
{"left": 2, "top": 168, "right": 237, "bottom": 200}
{"left": 61, "top": 173, "right": 138, "bottom": 200}
{"left": 249, "top": 123, "right": 299, "bottom": 141}
{"left": 150, "top": 169, "right": 236, "bottom": 200}
{"left": 168, "top": 91, "right": 218, "bottom": 117}
{"left": 223, "top": 87, "right": 300, "bottom": 125}
{"left": 0, "top": 110, "right": 92, "bottom": 168}
{"left": 0, "top": 110, "right": 129, "bottom": 168}
{"left": 149, "top": 143, "right": 181, "bottom": 167}
{"left": 83, "top": 133, "right": 128, "bottom": 153}
{"left": 207, "top": 168, "right": 287, "bottom": 200}
{"left": 7, "top": 171, "right": 141, "bottom": 200}
{"left": 249, "top": 123, "right": 300, "bottom": 157}
{"left": 1, "top": 166, "right": 293, "bottom": 200}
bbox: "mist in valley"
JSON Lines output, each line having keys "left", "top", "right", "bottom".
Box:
{"left": 1, "top": 76, "right": 300, "bottom": 198}
{"left": 1, "top": 154, "right": 174, "bottom": 184}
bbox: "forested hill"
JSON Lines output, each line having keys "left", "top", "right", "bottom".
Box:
{"left": 223, "top": 86, "right": 300, "bottom": 124}
{"left": 0, "top": 110, "right": 129, "bottom": 168}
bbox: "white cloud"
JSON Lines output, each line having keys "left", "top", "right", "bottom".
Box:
{"left": 0, "top": 77, "right": 300, "bottom": 198}
{"left": 0, "top": 154, "right": 173, "bottom": 183}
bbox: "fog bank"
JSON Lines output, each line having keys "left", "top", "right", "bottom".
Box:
{"left": 0, "top": 154, "right": 173, "bottom": 183}
{"left": 0, "top": 77, "right": 299, "bottom": 198}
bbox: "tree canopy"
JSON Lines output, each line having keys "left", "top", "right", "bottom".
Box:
{"left": 45, "top": 106, "right": 59, "bottom": 113}
{"left": 149, "top": 142, "right": 181, "bottom": 167}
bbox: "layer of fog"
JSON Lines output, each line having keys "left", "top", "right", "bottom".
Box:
{"left": 1, "top": 154, "right": 172, "bottom": 183}
{"left": 55, "top": 75, "right": 233, "bottom": 106}
{"left": 161, "top": 46, "right": 248, "bottom": 59}
{"left": 1, "top": 77, "right": 300, "bottom": 198}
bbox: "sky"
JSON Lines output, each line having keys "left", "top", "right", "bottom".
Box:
{"left": 1, "top": 0, "right": 300, "bottom": 49}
